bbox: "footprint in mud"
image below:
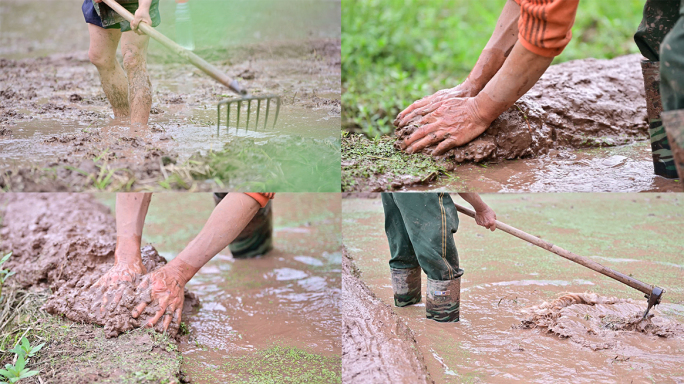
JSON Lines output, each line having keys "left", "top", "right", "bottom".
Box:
{"left": 518, "top": 292, "right": 684, "bottom": 351}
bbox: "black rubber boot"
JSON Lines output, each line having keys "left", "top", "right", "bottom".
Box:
{"left": 641, "top": 60, "right": 679, "bottom": 178}
{"left": 426, "top": 277, "right": 461, "bottom": 322}
{"left": 390, "top": 267, "right": 421, "bottom": 307}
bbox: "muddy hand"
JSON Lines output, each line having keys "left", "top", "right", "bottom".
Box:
{"left": 399, "top": 97, "right": 489, "bottom": 156}
{"left": 131, "top": 265, "right": 186, "bottom": 332}
{"left": 131, "top": 8, "right": 152, "bottom": 35}
{"left": 475, "top": 207, "right": 497, "bottom": 232}
{"left": 91, "top": 260, "right": 146, "bottom": 312}
{"left": 394, "top": 84, "right": 477, "bottom": 128}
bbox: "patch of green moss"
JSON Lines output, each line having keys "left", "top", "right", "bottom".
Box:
{"left": 342, "top": 132, "right": 461, "bottom": 191}
{"left": 222, "top": 345, "right": 341, "bottom": 383}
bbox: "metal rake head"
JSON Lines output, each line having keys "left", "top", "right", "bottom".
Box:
{"left": 217, "top": 95, "right": 281, "bottom": 135}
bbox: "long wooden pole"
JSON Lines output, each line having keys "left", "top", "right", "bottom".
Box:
{"left": 100, "top": 0, "right": 246, "bottom": 95}
{"left": 454, "top": 203, "right": 656, "bottom": 296}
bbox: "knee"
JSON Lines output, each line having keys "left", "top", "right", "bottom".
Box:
{"left": 88, "top": 48, "right": 116, "bottom": 70}
{"left": 122, "top": 49, "right": 144, "bottom": 72}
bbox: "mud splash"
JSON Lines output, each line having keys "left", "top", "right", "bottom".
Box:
{"left": 520, "top": 293, "right": 684, "bottom": 351}
{"left": 395, "top": 54, "right": 648, "bottom": 162}
{"left": 0, "top": 193, "right": 198, "bottom": 338}
{"left": 342, "top": 249, "right": 431, "bottom": 384}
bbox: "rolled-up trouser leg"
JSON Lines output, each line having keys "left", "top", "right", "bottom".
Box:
{"left": 426, "top": 277, "right": 461, "bottom": 322}
{"left": 391, "top": 267, "right": 422, "bottom": 307}
{"left": 662, "top": 110, "right": 684, "bottom": 188}
{"left": 215, "top": 193, "right": 273, "bottom": 258}
{"left": 641, "top": 60, "right": 679, "bottom": 178}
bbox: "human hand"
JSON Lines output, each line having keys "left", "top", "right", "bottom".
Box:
{"left": 394, "top": 83, "right": 477, "bottom": 128}
{"left": 91, "top": 259, "right": 146, "bottom": 312}
{"left": 131, "top": 8, "right": 152, "bottom": 35}
{"left": 131, "top": 263, "right": 188, "bottom": 332}
{"left": 475, "top": 206, "right": 497, "bottom": 231}
{"left": 398, "top": 97, "right": 490, "bottom": 156}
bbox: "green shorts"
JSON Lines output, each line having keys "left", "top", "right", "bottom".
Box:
{"left": 87, "top": 0, "right": 161, "bottom": 33}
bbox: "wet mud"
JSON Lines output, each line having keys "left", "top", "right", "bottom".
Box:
{"left": 395, "top": 54, "right": 648, "bottom": 162}
{"left": 0, "top": 193, "right": 198, "bottom": 339}
{"left": 342, "top": 249, "right": 431, "bottom": 384}
{"left": 342, "top": 195, "right": 684, "bottom": 383}
{"left": 128, "top": 193, "right": 343, "bottom": 383}
{"left": 1, "top": 27, "right": 340, "bottom": 191}
{"left": 519, "top": 293, "right": 684, "bottom": 351}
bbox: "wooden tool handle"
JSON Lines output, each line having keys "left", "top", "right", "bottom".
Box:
{"left": 454, "top": 203, "right": 654, "bottom": 295}
{"left": 100, "top": 0, "right": 246, "bottom": 95}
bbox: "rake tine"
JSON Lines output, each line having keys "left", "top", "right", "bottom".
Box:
{"left": 246, "top": 99, "right": 252, "bottom": 130}
{"left": 264, "top": 98, "right": 271, "bottom": 130}
{"left": 226, "top": 102, "right": 230, "bottom": 131}
{"left": 273, "top": 97, "right": 281, "bottom": 128}
{"left": 217, "top": 102, "right": 222, "bottom": 136}
{"left": 255, "top": 99, "right": 261, "bottom": 132}
{"left": 236, "top": 100, "right": 242, "bottom": 133}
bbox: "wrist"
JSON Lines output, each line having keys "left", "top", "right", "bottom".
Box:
{"left": 465, "top": 97, "right": 494, "bottom": 127}
{"left": 165, "top": 258, "right": 200, "bottom": 285}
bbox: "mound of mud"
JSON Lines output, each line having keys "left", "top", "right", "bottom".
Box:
{"left": 342, "top": 249, "right": 431, "bottom": 384}
{"left": 0, "top": 193, "right": 198, "bottom": 338}
{"left": 396, "top": 54, "right": 648, "bottom": 162}
{"left": 519, "top": 293, "right": 684, "bottom": 351}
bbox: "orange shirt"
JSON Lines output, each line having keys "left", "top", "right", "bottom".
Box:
{"left": 244, "top": 193, "right": 275, "bottom": 208}
{"left": 513, "top": 0, "right": 580, "bottom": 58}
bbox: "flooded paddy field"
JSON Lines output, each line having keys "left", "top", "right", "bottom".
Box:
{"left": 0, "top": 0, "right": 341, "bottom": 192}
{"left": 342, "top": 194, "right": 684, "bottom": 383}
{"left": 0, "top": 193, "right": 341, "bottom": 383}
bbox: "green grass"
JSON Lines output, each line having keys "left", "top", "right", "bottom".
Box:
{"left": 342, "top": 0, "right": 645, "bottom": 137}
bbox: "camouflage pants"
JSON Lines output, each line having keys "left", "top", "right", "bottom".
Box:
{"left": 382, "top": 193, "right": 463, "bottom": 282}
{"left": 93, "top": 0, "right": 161, "bottom": 32}
{"left": 635, "top": 0, "right": 684, "bottom": 177}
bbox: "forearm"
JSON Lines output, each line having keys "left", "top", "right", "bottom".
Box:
{"left": 462, "top": 0, "right": 520, "bottom": 93}
{"left": 169, "top": 193, "right": 261, "bottom": 283}
{"left": 471, "top": 41, "right": 553, "bottom": 123}
{"left": 138, "top": 0, "right": 152, "bottom": 12}
{"left": 115, "top": 193, "right": 152, "bottom": 264}
{"left": 457, "top": 193, "right": 489, "bottom": 212}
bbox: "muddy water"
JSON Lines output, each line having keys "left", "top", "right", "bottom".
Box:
{"left": 343, "top": 195, "right": 684, "bottom": 383}
{"left": 134, "top": 193, "right": 342, "bottom": 382}
{"left": 412, "top": 142, "right": 682, "bottom": 193}
{"left": 1, "top": 0, "right": 341, "bottom": 178}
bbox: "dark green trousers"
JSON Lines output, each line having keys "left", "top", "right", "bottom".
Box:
{"left": 636, "top": 0, "right": 684, "bottom": 111}
{"left": 382, "top": 193, "right": 463, "bottom": 281}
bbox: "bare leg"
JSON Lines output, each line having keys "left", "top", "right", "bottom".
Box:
{"left": 87, "top": 24, "right": 130, "bottom": 119}
{"left": 121, "top": 31, "right": 152, "bottom": 127}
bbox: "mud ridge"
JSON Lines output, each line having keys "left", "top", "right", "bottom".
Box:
{"left": 0, "top": 193, "right": 198, "bottom": 338}
{"left": 342, "top": 248, "right": 432, "bottom": 384}
{"left": 396, "top": 54, "right": 648, "bottom": 162}
{"left": 519, "top": 292, "right": 684, "bottom": 351}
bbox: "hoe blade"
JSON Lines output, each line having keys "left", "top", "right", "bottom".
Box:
{"left": 217, "top": 95, "right": 281, "bottom": 135}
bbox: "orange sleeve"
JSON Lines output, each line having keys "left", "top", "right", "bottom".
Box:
{"left": 244, "top": 193, "right": 275, "bottom": 208}
{"left": 514, "top": 0, "right": 579, "bottom": 58}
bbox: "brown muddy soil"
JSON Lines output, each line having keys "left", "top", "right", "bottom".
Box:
{"left": 395, "top": 54, "right": 648, "bottom": 162}
{"left": 0, "top": 193, "right": 198, "bottom": 338}
{"left": 0, "top": 39, "right": 340, "bottom": 191}
{"left": 342, "top": 249, "right": 431, "bottom": 384}
{"left": 519, "top": 293, "right": 684, "bottom": 351}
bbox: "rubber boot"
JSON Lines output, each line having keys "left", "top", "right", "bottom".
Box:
{"left": 641, "top": 60, "right": 679, "bottom": 178}
{"left": 214, "top": 193, "right": 273, "bottom": 258}
{"left": 390, "top": 267, "right": 421, "bottom": 307}
{"left": 426, "top": 277, "right": 461, "bottom": 322}
{"left": 662, "top": 109, "right": 684, "bottom": 189}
